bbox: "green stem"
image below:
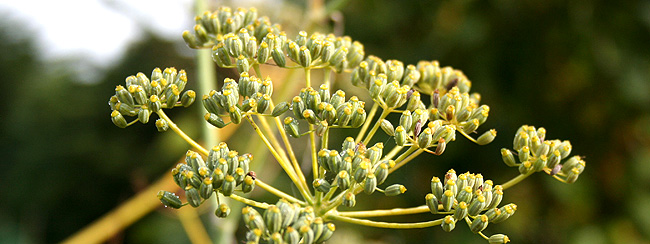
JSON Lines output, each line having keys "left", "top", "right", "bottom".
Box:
{"left": 390, "top": 148, "right": 424, "bottom": 174}
{"left": 255, "top": 179, "right": 306, "bottom": 205}
{"left": 309, "top": 124, "right": 319, "bottom": 184}
{"left": 325, "top": 213, "right": 443, "bottom": 229}
{"left": 355, "top": 103, "right": 379, "bottom": 143}
{"left": 305, "top": 68, "right": 312, "bottom": 87}
{"left": 501, "top": 171, "right": 534, "bottom": 190}
{"left": 337, "top": 205, "right": 430, "bottom": 218}
{"left": 362, "top": 107, "right": 392, "bottom": 145}
{"left": 229, "top": 194, "right": 270, "bottom": 209}
{"left": 156, "top": 110, "right": 208, "bottom": 156}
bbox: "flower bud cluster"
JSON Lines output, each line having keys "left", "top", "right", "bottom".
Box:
{"left": 280, "top": 87, "right": 368, "bottom": 137}
{"left": 501, "top": 125, "right": 585, "bottom": 183}
{"left": 314, "top": 138, "right": 405, "bottom": 207}
{"left": 185, "top": 7, "right": 366, "bottom": 73}
{"left": 159, "top": 144, "right": 255, "bottom": 210}
{"left": 425, "top": 170, "right": 515, "bottom": 235}
{"left": 430, "top": 87, "right": 495, "bottom": 145}
{"left": 109, "top": 67, "right": 195, "bottom": 128}
{"left": 183, "top": 7, "right": 266, "bottom": 49}
{"left": 203, "top": 73, "right": 275, "bottom": 127}
{"left": 282, "top": 31, "right": 365, "bottom": 71}
{"left": 351, "top": 56, "right": 471, "bottom": 95}
{"left": 242, "top": 200, "right": 335, "bottom": 244}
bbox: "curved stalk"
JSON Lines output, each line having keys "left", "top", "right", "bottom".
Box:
{"left": 256, "top": 179, "right": 306, "bottom": 205}
{"left": 325, "top": 213, "right": 443, "bottom": 229}
{"left": 501, "top": 171, "right": 534, "bottom": 190}
{"left": 157, "top": 110, "right": 208, "bottom": 156}
{"left": 337, "top": 205, "right": 430, "bottom": 218}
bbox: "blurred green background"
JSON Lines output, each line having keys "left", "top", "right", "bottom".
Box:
{"left": 1, "top": 0, "right": 649, "bottom": 243}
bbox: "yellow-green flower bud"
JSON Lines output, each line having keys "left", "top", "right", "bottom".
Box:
{"left": 284, "top": 117, "right": 300, "bottom": 138}
{"left": 264, "top": 205, "right": 283, "bottom": 233}
{"left": 518, "top": 146, "right": 530, "bottom": 162}
{"left": 518, "top": 160, "right": 532, "bottom": 174}
{"left": 468, "top": 194, "right": 487, "bottom": 216}
{"left": 394, "top": 125, "right": 407, "bottom": 146}
{"left": 470, "top": 214, "right": 489, "bottom": 233}
{"left": 185, "top": 185, "right": 201, "bottom": 207}
{"left": 351, "top": 108, "right": 366, "bottom": 128}
{"left": 221, "top": 175, "right": 236, "bottom": 196}
{"left": 487, "top": 186, "right": 503, "bottom": 209}
{"left": 271, "top": 47, "right": 286, "bottom": 67}
{"left": 431, "top": 176, "right": 444, "bottom": 200}
{"left": 155, "top": 118, "right": 169, "bottom": 132}
{"left": 418, "top": 127, "right": 433, "bottom": 149}
{"left": 384, "top": 184, "right": 407, "bottom": 196}
{"left": 337, "top": 170, "right": 351, "bottom": 190}
{"left": 299, "top": 225, "right": 314, "bottom": 244}
{"left": 229, "top": 106, "right": 242, "bottom": 124}
{"left": 284, "top": 227, "right": 300, "bottom": 244}
{"left": 489, "top": 234, "right": 510, "bottom": 244}
{"left": 425, "top": 193, "right": 439, "bottom": 214}
{"left": 501, "top": 148, "right": 518, "bottom": 167}
{"left": 457, "top": 186, "right": 473, "bottom": 203}
{"left": 111, "top": 110, "right": 128, "bottom": 128}
{"left": 271, "top": 102, "right": 289, "bottom": 117}
{"left": 180, "top": 90, "right": 196, "bottom": 107}
{"left": 453, "top": 201, "right": 469, "bottom": 220}
{"left": 441, "top": 190, "right": 455, "bottom": 212}
{"left": 374, "top": 162, "right": 389, "bottom": 185}
{"left": 199, "top": 177, "right": 214, "bottom": 199}
{"left": 298, "top": 45, "right": 312, "bottom": 67}
{"left": 477, "top": 129, "right": 497, "bottom": 145}
{"left": 441, "top": 215, "right": 456, "bottom": 232}
{"left": 492, "top": 203, "right": 517, "bottom": 223}
{"left": 157, "top": 190, "right": 182, "bottom": 209}
{"left": 313, "top": 178, "right": 331, "bottom": 193}
{"left": 212, "top": 43, "right": 232, "bottom": 67}
{"left": 342, "top": 191, "right": 356, "bottom": 207}
{"left": 215, "top": 203, "right": 230, "bottom": 218}
{"left": 364, "top": 173, "right": 377, "bottom": 194}
{"left": 211, "top": 168, "right": 225, "bottom": 189}
{"left": 532, "top": 155, "right": 547, "bottom": 172}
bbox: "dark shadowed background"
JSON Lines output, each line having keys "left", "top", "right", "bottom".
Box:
{"left": 1, "top": 0, "right": 649, "bottom": 243}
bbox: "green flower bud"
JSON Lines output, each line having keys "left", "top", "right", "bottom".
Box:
{"left": 501, "top": 148, "right": 518, "bottom": 167}
{"left": 489, "top": 234, "right": 510, "bottom": 244}
{"left": 264, "top": 205, "right": 283, "bottom": 233}
{"left": 157, "top": 190, "right": 182, "bottom": 209}
{"left": 271, "top": 47, "right": 286, "bottom": 67}
{"left": 518, "top": 146, "right": 530, "bottom": 162}
{"left": 342, "top": 191, "right": 356, "bottom": 207}
{"left": 221, "top": 175, "right": 236, "bottom": 196}
{"left": 180, "top": 90, "right": 196, "bottom": 107}
{"left": 284, "top": 117, "right": 300, "bottom": 138}
{"left": 212, "top": 43, "right": 232, "bottom": 67}
{"left": 468, "top": 194, "right": 487, "bottom": 216}
{"left": 492, "top": 203, "right": 517, "bottom": 223}
{"left": 236, "top": 55, "right": 250, "bottom": 73}
{"left": 441, "top": 190, "right": 455, "bottom": 212}
{"left": 532, "top": 155, "right": 548, "bottom": 172}
{"left": 298, "top": 45, "right": 312, "bottom": 67}
{"left": 425, "top": 193, "right": 439, "bottom": 214}
{"left": 199, "top": 177, "right": 214, "bottom": 199}
{"left": 299, "top": 225, "right": 314, "bottom": 244}
{"left": 457, "top": 186, "right": 473, "bottom": 203}
{"left": 284, "top": 227, "right": 300, "bottom": 244}
{"left": 229, "top": 106, "right": 242, "bottom": 124}
{"left": 453, "top": 201, "right": 469, "bottom": 220}
{"left": 518, "top": 160, "right": 532, "bottom": 174}
{"left": 351, "top": 108, "right": 366, "bottom": 128}
{"left": 242, "top": 175, "right": 255, "bottom": 193}
{"left": 313, "top": 178, "right": 331, "bottom": 193}
{"left": 477, "top": 129, "right": 497, "bottom": 145}
{"left": 444, "top": 179, "right": 457, "bottom": 197}
{"left": 384, "top": 184, "right": 407, "bottom": 196}
{"left": 215, "top": 203, "right": 231, "bottom": 218}
{"left": 257, "top": 41, "right": 271, "bottom": 64}
{"left": 147, "top": 95, "right": 162, "bottom": 112}
{"left": 487, "top": 186, "right": 503, "bottom": 210}
{"left": 418, "top": 128, "right": 433, "bottom": 149}
{"left": 441, "top": 215, "right": 456, "bottom": 232}
{"left": 155, "top": 118, "right": 169, "bottom": 132}
{"left": 185, "top": 185, "right": 202, "bottom": 207}
{"left": 431, "top": 176, "right": 444, "bottom": 200}
{"left": 336, "top": 170, "right": 351, "bottom": 190}
{"left": 311, "top": 218, "right": 325, "bottom": 242}
{"left": 374, "top": 162, "right": 389, "bottom": 185}
{"left": 317, "top": 223, "right": 335, "bottom": 243}
{"left": 470, "top": 214, "right": 489, "bottom": 233}
{"left": 394, "top": 126, "right": 407, "bottom": 146}
{"left": 211, "top": 168, "right": 225, "bottom": 189}
{"left": 270, "top": 102, "right": 289, "bottom": 117}
{"left": 111, "top": 110, "right": 128, "bottom": 128}
{"left": 364, "top": 173, "right": 377, "bottom": 194}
